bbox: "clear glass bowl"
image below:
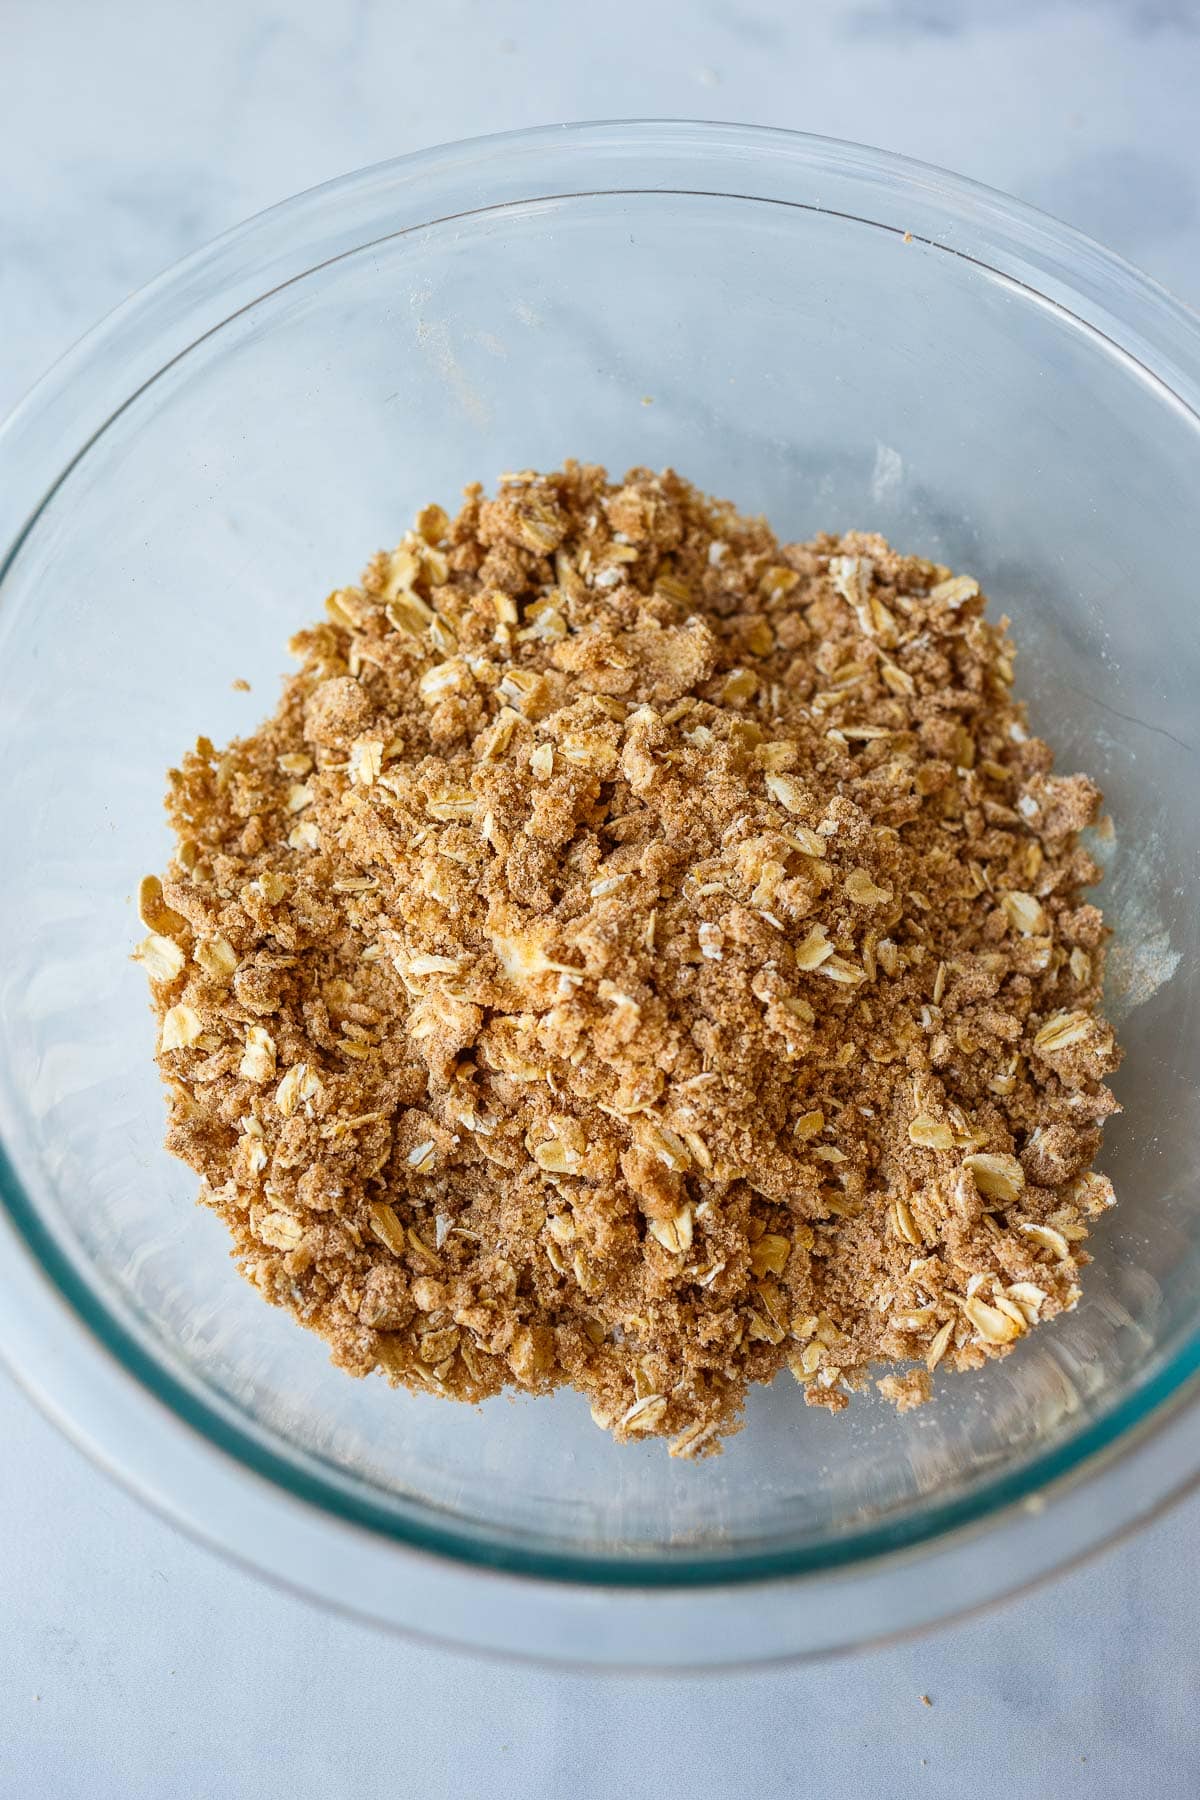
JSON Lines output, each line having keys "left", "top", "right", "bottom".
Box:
{"left": 2, "top": 121, "right": 1199, "bottom": 1667}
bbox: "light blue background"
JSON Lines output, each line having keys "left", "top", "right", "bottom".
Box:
{"left": 3, "top": 2, "right": 1199, "bottom": 1794}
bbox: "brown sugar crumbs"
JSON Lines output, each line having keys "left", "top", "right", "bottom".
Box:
{"left": 135, "top": 464, "right": 1121, "bottom": 1456}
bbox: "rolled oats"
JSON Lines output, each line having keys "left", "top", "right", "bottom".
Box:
{"left": 139, "top": 464, "right": 1120, "bottom": 1452}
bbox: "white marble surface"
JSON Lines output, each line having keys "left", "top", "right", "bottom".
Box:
{"left": 3, "top": 1, "right": 1200, "bottom": 1794}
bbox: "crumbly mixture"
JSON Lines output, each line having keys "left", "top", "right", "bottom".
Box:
{"left": 135, "top": 464, "right": 1121, "bottom": 1456}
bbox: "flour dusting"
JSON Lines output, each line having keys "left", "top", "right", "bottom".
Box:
{"left": 870, "top": 442, "right": 904, "bottom": 507}
{"left": 1091, "top": 815, "right": 1181, "bottom": 1022}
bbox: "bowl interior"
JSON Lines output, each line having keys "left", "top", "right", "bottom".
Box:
{"left": 1, "top": 172, "right": 1198, "bottom": 1574}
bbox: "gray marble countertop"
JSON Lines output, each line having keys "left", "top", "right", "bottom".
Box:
{"left": 3, "top": 2, "right": 1200, "bottom": 1794}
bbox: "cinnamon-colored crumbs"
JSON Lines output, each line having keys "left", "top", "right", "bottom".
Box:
{"left": 135, "top": 464, "right": 1121, "bottom": 1456}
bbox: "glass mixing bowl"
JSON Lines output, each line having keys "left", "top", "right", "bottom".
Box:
{"left": 2, "top": 121, "right": 1199, "bottom": 1667}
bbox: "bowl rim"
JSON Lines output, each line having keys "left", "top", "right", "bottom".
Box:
{"left": 2, "top": 117, "right": 1200, "bottom": 1661}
